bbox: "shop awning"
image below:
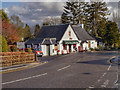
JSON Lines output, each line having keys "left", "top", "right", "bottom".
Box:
{"left": 63, "top": 40, "right": 79, "bottom": 44}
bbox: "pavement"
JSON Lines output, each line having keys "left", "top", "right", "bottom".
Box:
{"left": 0, "top": 60, "right": 48, "bottom": 73}
{"left": 1, "top": 51, "right": 119, "bottom": 88}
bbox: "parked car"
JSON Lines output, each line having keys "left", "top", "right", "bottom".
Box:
{"left": 32, "top": 48, "right": 43, "bottom": 57}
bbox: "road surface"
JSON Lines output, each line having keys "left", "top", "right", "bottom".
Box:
{"left": 2, "top": 51, "right": 118, "bottom": 88}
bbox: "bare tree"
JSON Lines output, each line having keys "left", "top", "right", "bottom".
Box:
{"left": 42, "top": 17, "right": 61, "bottom": 26}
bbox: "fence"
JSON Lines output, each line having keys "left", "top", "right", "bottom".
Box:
{"left": 0, "top": 52, "right": 35, "bottom": 67}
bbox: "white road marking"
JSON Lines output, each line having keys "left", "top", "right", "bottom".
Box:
{"left": 102, "top": 72, "right": 106, "bottom": 77}
{"left": 57, "top": 65, "right": 71, "bottom": 71}
{"left": 101, "top": 80, "right": 109, "bottom": 88}
{"left": 107, "top": 65, "right": 111, "bottom": 71}
{"left": 88, "top": 86, "right": 94, "bottom": 88}
{"left": 98, "top": 79, "right": 101, "bottom": 82}
{"left": 2, "top": 73, "right": 47, "bottom": 85}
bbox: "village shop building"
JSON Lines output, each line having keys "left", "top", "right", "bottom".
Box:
{"left": 25, "top": 24, "right": 97, "bottom": 56}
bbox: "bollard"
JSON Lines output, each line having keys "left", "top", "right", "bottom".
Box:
{"left": 34, "top": 53, "right": 38, "bottom": 61}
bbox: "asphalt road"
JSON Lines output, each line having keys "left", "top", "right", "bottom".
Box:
{"left": 2, "top": 51, "right": 119, "bottom": 88}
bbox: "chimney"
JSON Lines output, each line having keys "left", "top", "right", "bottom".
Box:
{"left": 78, "top": 24, "right": 84, "bottom": 28}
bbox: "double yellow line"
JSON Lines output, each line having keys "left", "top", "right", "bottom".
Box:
{"left": 107, "top": 55, "right": 118, "bottom": 64}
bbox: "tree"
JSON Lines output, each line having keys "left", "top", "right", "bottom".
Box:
{"left": 0, "top": 35, "right": 8, "bottom": 52}
{"left": 97, "top": 19, "right": 107, "bottom": 40}
{"left": 34, "top": 24, "right": 40, "bottom": 37}
{"left": 23, "top": 24, "right": 32, "bottom": 41}
{"left": 87, "top": 0, "right": 109, "bottom": 36}
{"left": 61, "top": 0, "right": 89, "bottom": 25}
{"left": 2, "top": 20, "right": 20, "bottom": 44}
{"left": 0, "top": 10, "right": 9, "bottom": 22}
{"left": 10, "top": 15, "right": 24, "bottom": 41}
{"left": 43, "top": 17, "right": 61, "bottom": 26}
{"left": 104, "top": 21, "right": 119, "bottom": 48}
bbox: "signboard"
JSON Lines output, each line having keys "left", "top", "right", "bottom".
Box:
{"left": 17, "top": 42, "right": 25, "bottom": 49}
{"left": 63, "top": 40, "right": 79, "bottom": 44}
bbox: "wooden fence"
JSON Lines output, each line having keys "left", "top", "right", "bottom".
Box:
{"left": 0, "top": 52, "right": 35, "bottom": 67}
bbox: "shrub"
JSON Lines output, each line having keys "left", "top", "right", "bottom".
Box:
{"left": 89, "top": 48, "right": 95, "bottom": 51}
{"left": 2, "top": 36, "right": 8, "bottom": 52}
{"left": 26, "top": 48, "right": 32, "bottom": 52}
{"left": 10, "top": 46, "right": 17, "bottom": 52}
{"left": 97, "top": 45, "right": 104, "bottom": 51}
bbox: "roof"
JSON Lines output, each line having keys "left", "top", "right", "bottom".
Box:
{"left": 25, "top": 38, "right": 57, "bottom": 45}
{"left": 42, "top": 38, "right": 57, "bottom": 45}
{"left": 25, "top": 38, "right": 44, "bottom": 45}
{"left": 72, "top": 25, "right": 95, "bottom": 41}
{"left": 36, "top": 24, "right": 69, "bottom": 41}
{"left": 93, "top": 36, "right": 102, "bottom": 42}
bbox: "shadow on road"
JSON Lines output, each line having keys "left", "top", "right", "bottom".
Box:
{"left": 76, "top": 59, "right": 111, "bottom": 66}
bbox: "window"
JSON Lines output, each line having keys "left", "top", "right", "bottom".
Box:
{"left": 27, "top": 45, "right": 31, "bottom": 48}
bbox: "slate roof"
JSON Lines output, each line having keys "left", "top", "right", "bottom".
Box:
{"left": 72, "top": 25, "right": 95, "bottom": 41}
{"left": 36, "top": 24, "right": 69, "bottom": 41}
{"left": 25, "top": 38, "right": 57, "bottom": 45}
{"left": 42, "top": 38, "right": 57, "bottom": 45}
{"left": 25, "top": 38, "right": 44, "bottom": 44}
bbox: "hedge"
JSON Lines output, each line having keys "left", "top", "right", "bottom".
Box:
{"left": 0, "top": 52, "right": 35, "bottom": 67}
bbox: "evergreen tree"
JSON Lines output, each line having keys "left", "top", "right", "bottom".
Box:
{"left": 87, "top": 0, "right": 109, "bottom": 36}
{"left": 104, "top": 21, "right": 119, "bottom": 48}
{"left": 23, "top": 24, "right": 32, "bottom": 41}
{"left": 61, "top": 0, "right": 86, "bottom": 25}
{"left": 34, "top": 24, "right": 40, "bottom": 37}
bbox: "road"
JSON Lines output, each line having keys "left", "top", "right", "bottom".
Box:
{"left": 2, "top": 51, "right": 119, "bottom": 88}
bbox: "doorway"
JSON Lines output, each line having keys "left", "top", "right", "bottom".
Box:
{"left": 46, "top": 45, "right": 50, "bottom": 56}
{"left": 69, "top": 44, "right": 71, "bottom": 52}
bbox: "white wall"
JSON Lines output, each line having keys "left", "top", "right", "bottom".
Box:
{"left": 50, "top": 45, "right": 55, "bottom": 56}
{"left": 59, "top": 25, "right": 79, "bottom": 44}
{"left": 82, "top": 43, "right": 88, "bottom": 50}
{"left": 89, "top": 40, "right": 97, "bottom": 49}
{"left": 41, "top": 45, "right": 47, "bottom": 56}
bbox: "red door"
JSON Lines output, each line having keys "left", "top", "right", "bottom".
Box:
{"left": 79, "top": 46, "right": 81, "bottom": 51}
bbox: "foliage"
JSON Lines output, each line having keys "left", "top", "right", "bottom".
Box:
{"left": 62, "top": 0, "right": 109, "bottom": 36}
{"left": 96, "top": 45, "right": 104, "bottom": 51}
{"left": 87, "top": 1, "right": 109, "bottom": 36}
{"left": 26, "top": 48, "right": 32, "bottom": 52}
{"left": 10, "top": 46, "right": 18, "bottom": 52}
{"left": 104, "top": 21, "right": 119, "bottom": 47}
{"left": 2, "top": 20, "right": 20, "bottom": 44}
{"left": 10, "top": 15, "right": 24, "bottom": 41}
{"left": 34, "top": 24, "right": 40, "bottom": 37}
{"left": 61, "top": 1, "right": 86, "bottom": 25}
{"left": 89, "top": 48, "right": 95, "bottom": 51}
{"left": 0, "top": 10, "right": 9, "bottom": 22}
{"left": 1, "top": 35, "right": 8, "bottom": 52}
{"left": 23, "top": 24, "right": 32, "bottom": 41}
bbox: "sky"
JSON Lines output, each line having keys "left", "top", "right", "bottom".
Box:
{"left": 1, "top": 0, "right": 120, "bottom": 27}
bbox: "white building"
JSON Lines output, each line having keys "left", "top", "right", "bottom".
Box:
{"left": 25, "top": 24, "right": 97, "bottom": 56}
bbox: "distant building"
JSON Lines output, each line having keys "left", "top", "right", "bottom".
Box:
{"left": 25, "top": 24, "right": 97, "bottom": 56}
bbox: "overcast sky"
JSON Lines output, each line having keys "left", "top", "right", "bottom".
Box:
{"left": 2, "top": 0, "right": 120, "bottom": 27}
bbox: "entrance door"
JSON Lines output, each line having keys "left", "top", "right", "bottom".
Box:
{"left": 46, "top": 45, "right": 50, "bottom": 56}
{"left": 88, "top": 41, "right": 90, "bottom": 48}
{"left": 69, "top": 45, "right": 71, "bottom": 52}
